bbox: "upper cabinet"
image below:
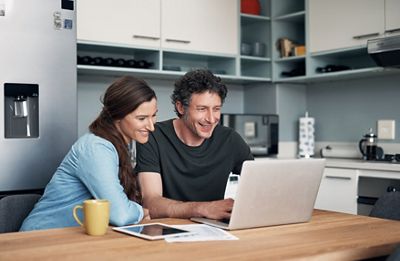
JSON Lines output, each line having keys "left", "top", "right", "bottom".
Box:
{"left": 161, "top": 0, "right": 238, "bottom": 55}
{"left": 76, "top": 0, "right": 399, "bottom": 84}
{"left": 76, "top": 0, "right": 240, "bottom": 81}
{"left": 385, "top": 0, "right": 400, "bottom": 35}
{"left": 309, "top": 0, "right": 384, "bottom": 53}
{"left": 77, "top": 0, "right": 161, "bottom": 48}
{"left": 306, "top": 0, "right": 400, "bottom": 81}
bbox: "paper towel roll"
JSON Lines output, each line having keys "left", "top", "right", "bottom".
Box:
{"left": 298, "top": 112, "right": 315, "bottom": 158}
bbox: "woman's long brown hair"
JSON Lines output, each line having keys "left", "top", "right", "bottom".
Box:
{"left": 89, "top": 76, "right": 156, "bottom": 203}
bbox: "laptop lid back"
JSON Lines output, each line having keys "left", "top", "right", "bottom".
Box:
{"left": 228, "top": 159, "right": 325, "bottom": 230}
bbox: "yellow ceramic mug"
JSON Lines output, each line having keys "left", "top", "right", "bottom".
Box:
{"left": 73, "top": 199, "right": 110, "bottom": 236}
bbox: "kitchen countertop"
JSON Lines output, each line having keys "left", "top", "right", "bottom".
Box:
{"left": 326, "top": 158, "right": 400, "bottom": 172}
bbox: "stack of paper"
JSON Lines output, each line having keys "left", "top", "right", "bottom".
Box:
{"left": 165, "top": 224, "right": 238, "bottom": 243}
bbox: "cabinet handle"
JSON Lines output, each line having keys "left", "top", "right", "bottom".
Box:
{"left": 165, "top": 38, "right": 191, "bottom": 44}
{"left": 133, "top": 35, "right": 160, "bottom": 40}
{"left": 325, "top": 175, "right": 352, "bottom": 180}
{"left": 352, "top": 32, "right": 380, "bottom": 39}
{"left": 385, "top": 28, "right": 400, "bottom": 34}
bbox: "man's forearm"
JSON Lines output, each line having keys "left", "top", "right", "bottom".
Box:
{"left": 144, "top": 196, "right": 203, "bottom": 219}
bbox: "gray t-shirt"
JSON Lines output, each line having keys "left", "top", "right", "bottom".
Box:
{"left": 136, "top": 119, "right": 254, "bottom": 201}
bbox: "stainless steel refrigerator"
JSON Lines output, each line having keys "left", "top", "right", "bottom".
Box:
{"left": 0, "top": 0, "right": 77, "bottom": 193}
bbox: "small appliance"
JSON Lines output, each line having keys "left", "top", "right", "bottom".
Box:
{"left": 220, "top": 114, "right": 278, "bottom": 156}
{"left": 359, "top": 128, "right": 382, "bottom": 160}
{"left": 367, "top": 34, "right": 400, "bottom": 68}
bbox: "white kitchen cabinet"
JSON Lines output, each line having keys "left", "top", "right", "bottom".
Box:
{"left": 161, "top": 0, "right": 238, "bottom": 55}
{"left": 77, "top": 0, "right": 161, "bottom": 48}
{"left": 309, "top": 0, "right": 384, "bottom": 53}
{"left": 385, "top": 0, "right": 400, "bottom": 35}
{"left": 75, "top": 0, "right": 397, "bottom": 84}
{"left": 314, "top": 168, "right": 358, "bottom": 214}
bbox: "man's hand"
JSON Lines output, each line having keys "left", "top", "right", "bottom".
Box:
{"left": 196, "top": 198, "right": 234, "bottom": 220}
{"left": 139, "top": 171, "right": 235, "bottom": 219}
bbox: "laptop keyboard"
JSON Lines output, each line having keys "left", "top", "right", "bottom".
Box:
{"left": 219, "top": 218, "right": 230, "bottom": 224}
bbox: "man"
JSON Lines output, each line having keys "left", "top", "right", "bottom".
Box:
{"left": 136, "top": 69, "right": 253, "bottom": 220}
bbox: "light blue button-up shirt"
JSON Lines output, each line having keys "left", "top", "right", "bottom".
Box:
{"left": 20, "top": 133, "right": 143, "bottom": 231}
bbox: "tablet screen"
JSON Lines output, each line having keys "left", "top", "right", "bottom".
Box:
{"left": 113, "top": 223, "right": 192, "bottom": 240}
{"left": 123, "top": 224, "right": 187, "bottom": 236}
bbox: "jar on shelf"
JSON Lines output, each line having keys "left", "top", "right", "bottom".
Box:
{"left": 241, "top": 0, "right": 261, "bottom": 15}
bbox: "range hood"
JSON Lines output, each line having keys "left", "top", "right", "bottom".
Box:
{"left": 367, "top": 34, "right": 400, "bottom": 68}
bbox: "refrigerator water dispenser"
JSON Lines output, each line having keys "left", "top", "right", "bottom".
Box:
{"left": 4, "top": 83, "right": 39, "bottom": 138}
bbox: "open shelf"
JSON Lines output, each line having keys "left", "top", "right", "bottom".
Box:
{"left": 275, "top": 67, "right": 400, "bottom": 83}
{"left": 240, "top": 1, "right": 272, "bottom": 81}
{"left": 271, "top": 0, "right": 306, "bottom": 81}
{"left": 309, "top": 47, "right": 377, "bottom": 77}
{"left": 275, "top": 55, "right": 306, "bottom": 62}
{"left": 162, "top": 51, "right": 236, "bottom": 76}
{"left": 77, "top": 40, "right": 250, "bottom": 83}
{"left": 241, "top": 14, "right": 270, "bottom": 22}
{"left": 77, "top": 41, "right": 160, "bottom": 70}
{"left": 273, "top": 58, "right": 306, "bottom": 80}
{"left": 77, "top": 64, "right": 273, "bottom": 84}
{"left": 241, "top": 58, "right": 271, "bottom": 79}
{"left": 241, "top": 18, "right": 271, "bottom": 58}
{"left": 274, "top": 11, "right": 305, "bottom": 23}
{"left": 272, "top": 0, "right": 305, "bottom": 18}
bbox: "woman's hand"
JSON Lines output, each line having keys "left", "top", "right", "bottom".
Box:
{"left": 143, "top": 208, "right": 151, "bottom": 220}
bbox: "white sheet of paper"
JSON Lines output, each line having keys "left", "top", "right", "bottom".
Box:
{"left": 165, "top": 224, "right": 238, "bottom": 243}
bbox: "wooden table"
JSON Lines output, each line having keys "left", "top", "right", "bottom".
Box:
{"left": 1, "top": 210, "right": 400, "bottom": 260}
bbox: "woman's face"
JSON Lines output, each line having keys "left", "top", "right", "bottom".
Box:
{"left": 115, "top": 98, "right": 157, "bottom": 144}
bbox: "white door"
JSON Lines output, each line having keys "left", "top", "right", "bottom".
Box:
{"left": 77, "top": 0, "right": 161, "bottom": 48}
{"left": 385, "top": 0, "right": 400, "bottom": 35}
{"left": 309, "top": 0, "right": 384, "bottom": 53}
{"left": 161, "top": 0, "right": 238, "bottom": 55}
{"left": 314, "top": 168, "right": 358, "bottom": 214}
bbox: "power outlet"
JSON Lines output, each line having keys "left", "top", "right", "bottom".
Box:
{"left": 377, "top": 120, "right": 395, "bottom": 140}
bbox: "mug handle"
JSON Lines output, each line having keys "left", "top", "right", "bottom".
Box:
{"left": 73, "top": 205, "right": 84, "bottom": 226}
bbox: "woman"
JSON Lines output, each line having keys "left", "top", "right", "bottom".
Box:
{"left": 20, "top": 76, "right": 157, "bottom": 231}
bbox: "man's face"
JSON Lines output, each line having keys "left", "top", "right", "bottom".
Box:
{"left": 179, "top": 91, "right": 222, "bottom": 140}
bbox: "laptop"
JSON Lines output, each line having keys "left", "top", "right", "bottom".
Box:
{"left": 191, "top": 158, "right": 325, "bottom": 230}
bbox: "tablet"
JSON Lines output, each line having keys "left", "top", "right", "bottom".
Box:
{"left": 112, "top": 222, "right": 193, "bottom": 240}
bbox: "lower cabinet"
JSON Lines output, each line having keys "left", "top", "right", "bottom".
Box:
{"left": 315, "top": 167, "right": 358, "bottom": 214}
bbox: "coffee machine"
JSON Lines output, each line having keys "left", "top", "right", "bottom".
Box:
{"left": 220, "top": 113, "right": 279, "bottom": 156}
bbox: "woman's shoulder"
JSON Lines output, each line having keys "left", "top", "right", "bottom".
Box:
{"left": 74, "top": 133, "right": 116, "bottom": 152}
